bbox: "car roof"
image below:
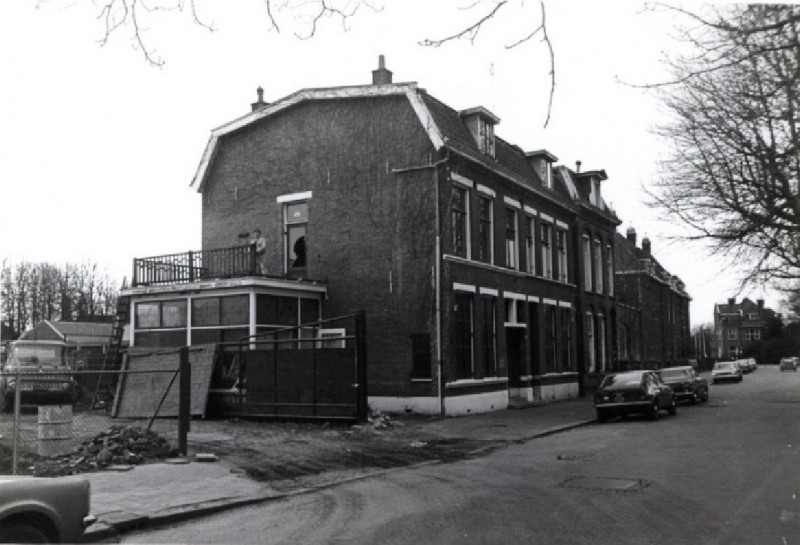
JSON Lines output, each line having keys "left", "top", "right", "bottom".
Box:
{"left": 659, "top": 366, "right": 692, "bottom": 371}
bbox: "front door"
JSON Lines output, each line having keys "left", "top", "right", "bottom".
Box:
{"left": 506, "top": 328, "right": 525, "bottom": 390}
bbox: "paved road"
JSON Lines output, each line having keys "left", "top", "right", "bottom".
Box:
{"left": 121, "top": 367, "right": 800, "bottom": 545}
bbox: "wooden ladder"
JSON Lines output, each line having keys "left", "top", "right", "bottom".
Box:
{"left": 90, "top": 288, "right": 131, "bottom": 409}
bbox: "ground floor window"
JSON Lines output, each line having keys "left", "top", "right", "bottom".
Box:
{"left": 597, "top": 314, "right": 606, "bottom": 373}
{"left": 481, "top": 297, "right": 497, "bottom": 377}
{"left": 560, "top": 308, "right": 573, "bottom": 372}
{"left": 586, "top": 313, "right": 596, "bottom": 373}
{"left": 544, "top": 305, "right": 557, "bottom": 373}
{"left": 454, "top": 292, "right": 474, "bottom": 379}
{"left": 410, "top": 333, "right": 431, "bottom": 378}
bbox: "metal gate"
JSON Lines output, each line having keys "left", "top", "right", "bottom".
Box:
{"left": 208, "top": 311, "right": 367, "bottom": 422}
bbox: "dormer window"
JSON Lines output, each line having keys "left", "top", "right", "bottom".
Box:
{"left": 460, "top": 106, "right": 500, "bottom": 158}
{"left": 590, "top": 178, "right": 601, "bottom": 206}
{"left": 525, "top": 149, "right": 558, "bottom": 190}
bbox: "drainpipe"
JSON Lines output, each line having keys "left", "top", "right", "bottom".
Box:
{"left": 434, "top": 162, "right": 444, "bottom": 416}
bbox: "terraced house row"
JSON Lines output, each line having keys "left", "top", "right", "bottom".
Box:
{"left": 120, "top": 57, "right": 692, "bottom": 417}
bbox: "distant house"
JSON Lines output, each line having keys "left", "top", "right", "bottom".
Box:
{"left": 713, "top": 297, "right": 777, "bottom": 360}
{"left": 614, "top": 228, "right": 692, "bottom": 369}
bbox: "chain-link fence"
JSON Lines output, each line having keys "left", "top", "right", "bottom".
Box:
{"left": 0, "top": 346, "right": 196, "bottom": 475}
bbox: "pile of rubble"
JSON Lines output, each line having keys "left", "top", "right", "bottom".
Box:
{"left": 34, "top": 424, "right": 179, "bottom": 476}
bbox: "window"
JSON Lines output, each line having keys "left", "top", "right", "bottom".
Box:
{"left": 729, "top": 346, "right": 739, "bottom": 358}
{"left": 525, "top": 215, "right": 535, "bottom": 274}
{"left": 454, "top": 292, "right": 474, "bottom": 379}
{"left": 606, "top": 245, "right": 614, "bottom": 296}
{"left": 451, "top": 185, "right": 470, "bottom": 258}
{"left": 582, "top": 235, "right": 592, "bottom": 290}
{"left": 593, "top": 240, "right": 603, "bottom": 293}
{"left": 545, "top": 305, "right": 557, "bottom": 373}
{"left": 482, "top": 298, "right": 497, "bottom": 377}
{"left": 505, "top": 207, "right": 518, "bottom": 269}
{"left": 586, "top": 313, "right": 596, "bottom": 373}
{"left": 560, "top": 308, "right": 572, "bottom": 372}
{"left": 285, "top": 201, "right": 308, "bottom": 271}
{"left": 479, "top": 118, "right": 495, "bottom": 156}
{"left": 748, "top": 312, "right": 759, "bottom": 320}
{"left": 597, "top": 315, "right": 606, "bottom": 372}
{"left": 410, "top": 334, "right": 431, "bottom": 378}
{"left": 728, "top": 329, "right": 738, "bottom": 340}
{"left": 539, "top": 161, "right": 553, "bottom": 190}
{"left": 135, "top": 300, "right": 187, "bottom": 329}
{"left": 540, "top": 222, "right": 553, "bottom": 279}
{"left": 744, "top": 328, "right": 761, "bottom": 341}
{"left": 134, "top": 299, "right": 187, "bottom": 348}
{"left": 557, "top": 229, "right": 568, "bottom": 283}
{"left": 477, "top": 195, "right": 493, "bottom": 263}
{"left": 505, "top": 298, "right": 524, "bottom": 325}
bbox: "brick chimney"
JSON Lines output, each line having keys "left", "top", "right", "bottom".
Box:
{"left": 251, "top": 86, "right": 268, "bottom": 111}
{"left": 757, "top": 299, "right": 764, "bottom": 309}
{"left": 728, "top": 297, "right": 735, "bottom": 305}
{"left": 372, "top": 55, "right": 393, "bottom": 85}
{"left": 641, "top": 237, "right": 651, "bottom": 256}
{"left": 626, "top": 226, "right": 636, "bottom": 246}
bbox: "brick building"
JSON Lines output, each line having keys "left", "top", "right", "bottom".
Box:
{"left": 614, "top": 228, "right": 692, "bottom": 369}
{"left": 121, "top": 57, "right": 621, "bottom": 415}
{"left": 713, "top": 297, "right": 777, "bottom": 360}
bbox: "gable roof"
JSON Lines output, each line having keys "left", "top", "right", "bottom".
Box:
{"left": 20, "top": 320, "right": 112, "bottom": 346}
{"left": 189, "top": 80, "right": 614, "bottom": 218}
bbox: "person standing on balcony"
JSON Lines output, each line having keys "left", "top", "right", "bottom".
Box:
{"left": 249, "top": 229, "right": 267, "bottom": 274}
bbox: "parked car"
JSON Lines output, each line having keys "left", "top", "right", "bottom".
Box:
{"left": 712, "top": 361, "right": 743, "bottom": 383}
{"left": 779, "top": 357, "right": 798, "bottom": 371}
{"left": 656, "top": 366, "right": 709, "bottom": 404}
{"left": 0, "top": 341, "right": 76, "bottom": 413}
{"left": 0, "top": 475, "right": 95, "bottom": 543}
{"left": 594, "top": 370, "right": 677, "bottom": 422}
{"left": 733, "top": 359, "right": 752, "bottom": 374}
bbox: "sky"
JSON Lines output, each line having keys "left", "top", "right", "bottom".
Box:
{"left": 0, "top": 0, "right": 783, "bottom": 327}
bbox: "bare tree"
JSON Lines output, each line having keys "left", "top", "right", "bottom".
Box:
{"left": 647, "top": 5, "right": 800, "bottom": 290}
{"left": 40, "top": 0, "right": 556, "bottom": 125}
{"left": 0, "top": 260, "right": 120, "bottom": 336}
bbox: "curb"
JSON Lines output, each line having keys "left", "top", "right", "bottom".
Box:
{"left": 82, "top": 418, "right": 596, "bottom": 542}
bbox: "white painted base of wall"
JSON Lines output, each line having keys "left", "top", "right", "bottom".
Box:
{"left": 509, "top": 387, "right": 537, "bottom": 402}
{"left": 445, "top": 390, "right": 509, "bottom": 415}
{"left": 369, "top": 390, "right": 509, "bottom": 416}
{"left": 534, "top": 382, "right": 579, "bottom": 402}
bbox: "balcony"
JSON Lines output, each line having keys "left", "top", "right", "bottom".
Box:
{"left": 132, "top": 245, "right": 262, "bottom": 287}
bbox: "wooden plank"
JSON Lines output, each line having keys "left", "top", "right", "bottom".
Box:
{"left": 115, "top": 345, "right": 216, "bottom": 419}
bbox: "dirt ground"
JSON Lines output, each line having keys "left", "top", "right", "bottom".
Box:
{"left": 1, "top": 412, "right": 503, "bottom": 485}
{"left": 185, "top": 415, "right": 503, "bottom": 491}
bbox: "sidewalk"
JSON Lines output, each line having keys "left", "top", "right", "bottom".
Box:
{"left": 83, "top": 396, "right": 596, "bottom": 541}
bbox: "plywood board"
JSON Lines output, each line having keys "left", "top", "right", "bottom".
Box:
{"left": 115, "top": 344, "right": 216, "bottom": 419}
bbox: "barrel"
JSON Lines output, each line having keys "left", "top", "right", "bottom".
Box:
{"left": 37, "top": 405, "right": 73, "bottom": 457}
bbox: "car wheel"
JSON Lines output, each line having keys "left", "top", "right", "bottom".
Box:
{"left": 690, "top": 391, "right": 698, "bottom": 405}
{"left": 701, "top": 388, "right": 709, "bottom": 403}
{"left": 596, "top": 409, "right": 608, "bottom": 423}
{"left": 649, "top": 400, "right": 660, "bottom": 420}
{"left": 0, "top": 522, "right": 51, "bottom": 543}
{"left": 668, "top": 397, "right": 678, "bottom": 416}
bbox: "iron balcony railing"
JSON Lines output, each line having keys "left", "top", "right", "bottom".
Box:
{"left": 132, "top": 244, "right": 258, "bottom": 287}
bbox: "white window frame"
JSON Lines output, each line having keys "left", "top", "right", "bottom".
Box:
{"left": 606, "top": 244, "right": 614, "bottom": 296}
{"left": 477, "top": 193, "right": 495, "bottom": 264}
{"left": 524, "top": 213, "right": 536, "bottom": 275}
{"left": 540, "top": 221, "right": 553, "bottom": 279}
{"left": 557, "top": 228, "right": 568, "bottom": 283}
{"left": 451, "top": 183, "right": 471, "bottom": 259}
{"left": 505, "top": 206, "right": 519, "bottom": 270}
{"left": 593, "top": 239, "right": 603, "bottom": 293}
{"left": 582, "top": 235, "right": 592, "bottom": 290}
